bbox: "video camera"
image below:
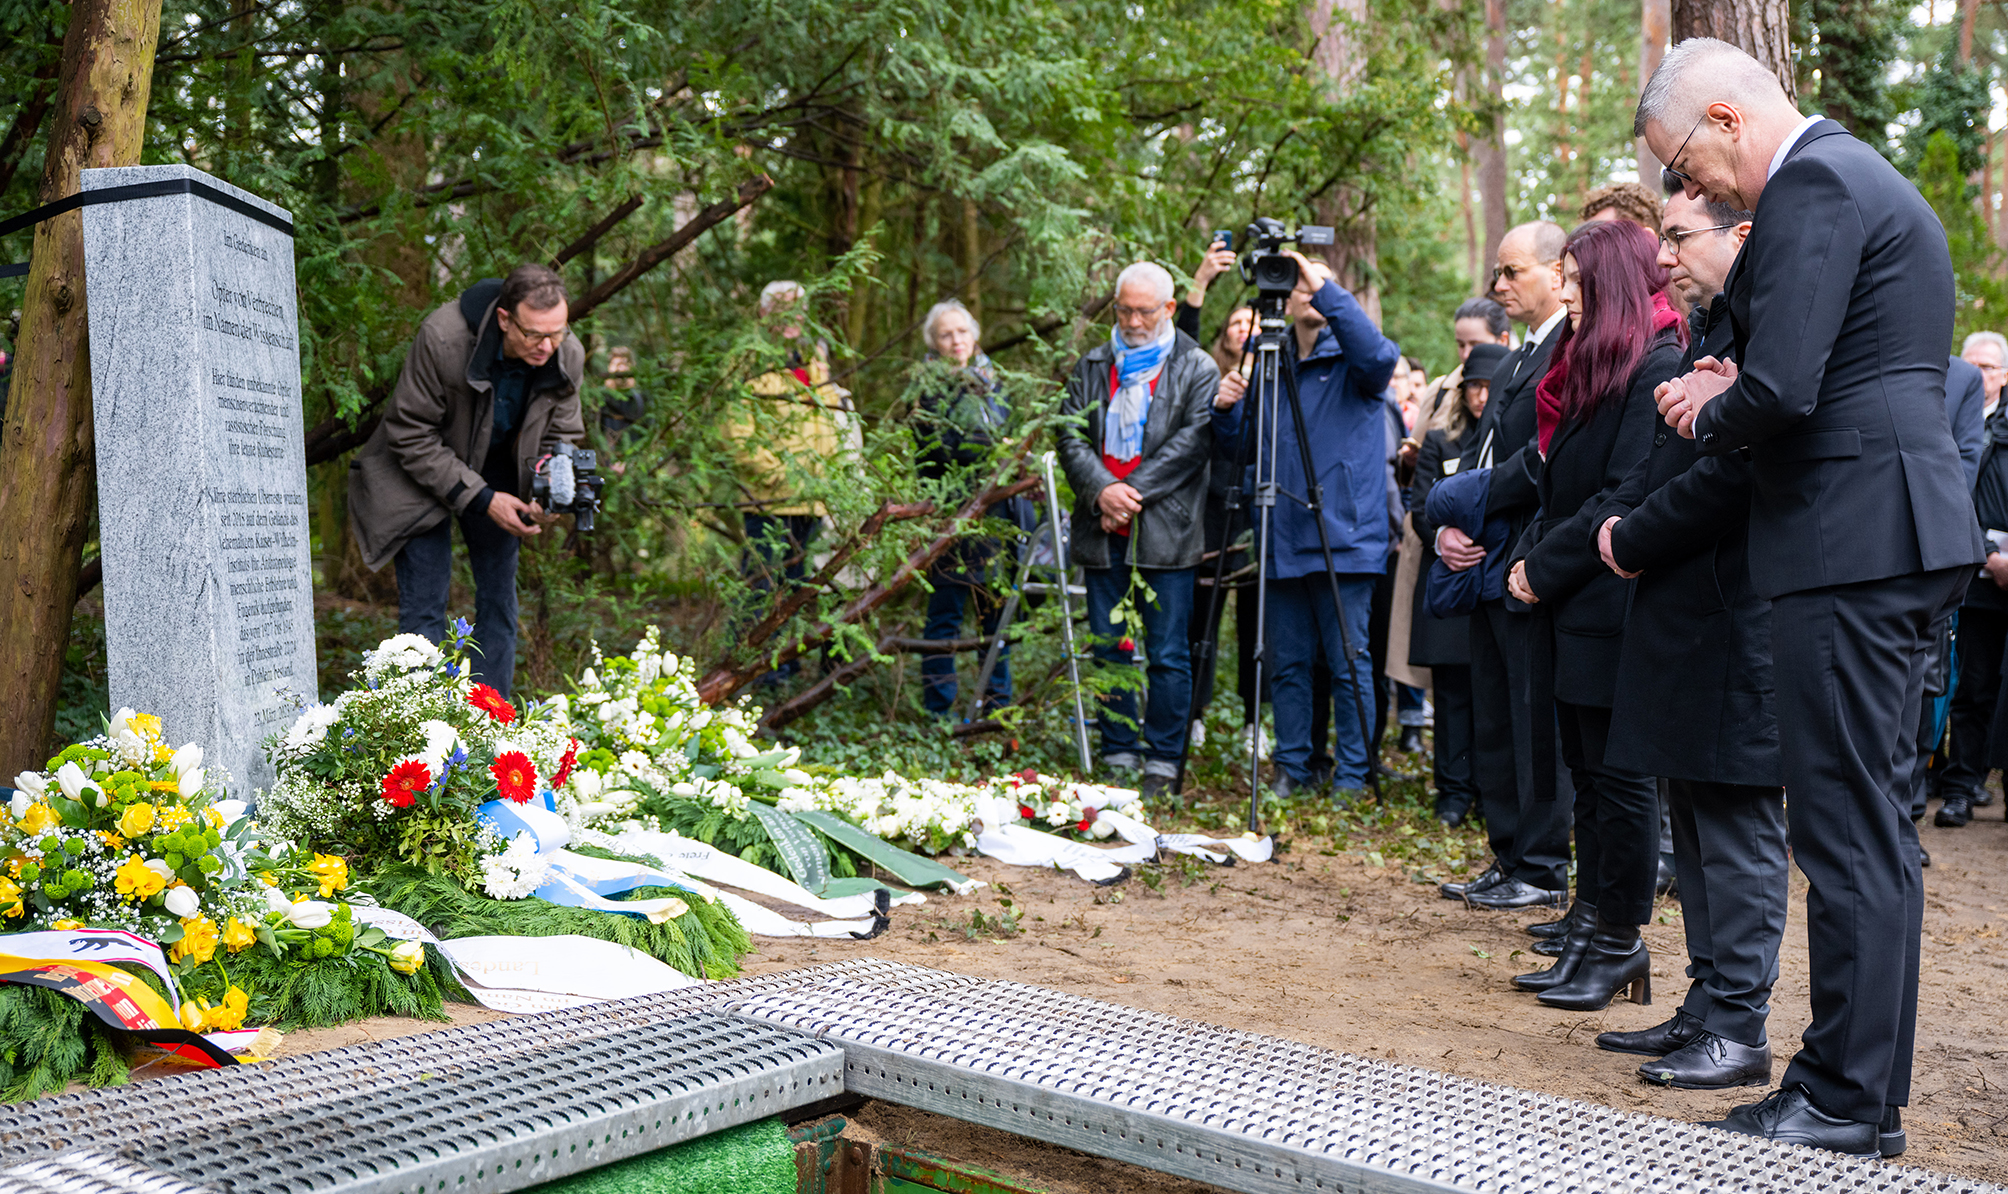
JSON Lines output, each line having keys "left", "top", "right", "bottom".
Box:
{"left": 531, "top": 441, "right": 605, "bottom": 533}
{"left": 1240, "top": 217, "right": 1336, "bottom": 296}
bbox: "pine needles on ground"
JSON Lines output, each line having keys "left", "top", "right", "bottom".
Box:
{"left": 366, "top": 866, "right": 751, "bottom": 980}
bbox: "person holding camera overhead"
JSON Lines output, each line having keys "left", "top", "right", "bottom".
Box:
{"left": 348, "top": 263, "right": 586, "bottom": 699}
{"left": 1214, "top": 251, "right": 1400, "bottom": 802}
{"left": 1056, "top": 262, "right": 1221, "bottom": 805}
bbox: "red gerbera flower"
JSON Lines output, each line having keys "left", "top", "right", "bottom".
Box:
{"left": 549, "top": 738, "right": 580, "bottom": 791}
{"left": 468, "top": 683, "right": 517, "bottom": 724}
{"left": 489, "top": 750, "right": 537, "bottom": 804}
{"left": 1117, "top": 637, "right": 1134, "bottom": 653}
{"left": 381, "top": 760, "right": 431, "bottom": 808}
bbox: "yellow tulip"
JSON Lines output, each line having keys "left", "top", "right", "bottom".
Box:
{"left": 203, "top": 987, "right": 249, "bottom": 1032}
{"left": 117, "top": 801, "right": 155, "bottom": 839}
{"left": 179, "top": 1000, "right": 206, "bottom": 1031}
{"left": 308, "top": 853, "right": 349, "bottom": 897}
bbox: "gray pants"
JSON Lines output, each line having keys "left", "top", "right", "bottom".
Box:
{"left": 1667, "top": 777, "right": 1789, "bottom": 1049}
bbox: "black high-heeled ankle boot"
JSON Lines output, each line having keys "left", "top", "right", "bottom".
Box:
{"left": 1512, "top": 901, "right": 1597, "bottom": 992}
{"left": 1537, "top": 914, "right": 1651, "bottom": 1011}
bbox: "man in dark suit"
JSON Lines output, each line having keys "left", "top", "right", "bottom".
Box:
{"left": 1417, "top": 220, "right": 1574, "bottom": 911}
{"left": 1640, "top": 37, "right": 1983, "bottom": 1157}
{"left": 1593, "top": 189, "right": 1786, "bottom": 1095}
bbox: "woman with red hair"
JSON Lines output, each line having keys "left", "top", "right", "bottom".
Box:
{"left": 1504, "top": 219, "right": 1685, "bottom": 1012}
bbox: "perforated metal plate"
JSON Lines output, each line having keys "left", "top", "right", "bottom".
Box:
{"left": 720, "top": 960, "right": 2008, "bottom": 1194}
{"left": 0, "top": 1009, "right": 840, "bottom": 1194}
{"left": 0, "top": 1151, "right": 215, "bottom": 1194}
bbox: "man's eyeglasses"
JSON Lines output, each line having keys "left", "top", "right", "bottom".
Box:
{"left": 1488, "top": 262, "right": 1557, "bottom": 287}
{"left": 1658, "top": 224, "right": 1739, "bottom": 255}
{"left": 1661, "top": 111, "right": 1708, "bottom": 187}
{"left": 1112, "top": 303, "right": 1165, "bottom": 322}
{"left": 500, "top": 313, "right": 568, "bottom": 347}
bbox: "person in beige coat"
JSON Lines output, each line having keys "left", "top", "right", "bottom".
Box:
{"left": 348, "top": 263, "right": 586, "bottom": 697}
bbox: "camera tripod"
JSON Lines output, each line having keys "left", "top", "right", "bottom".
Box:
{"left": 1176, "top": 286, "right": 1382, "bottom": 831}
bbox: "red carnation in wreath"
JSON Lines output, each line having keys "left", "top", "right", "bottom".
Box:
{"left": 381, "top": 759, "right": 431, "bottom": 808}
{"left": 1017, "top": 804, "right": 1037, "bottom": 822}
{"left": 489, "top": 751, "right": 538, "bottom": 804}
{"left": 549, "top": 738, "right": 580, "bottom": 791}
{"left": 468, "top": 683, "right": 517, "bottom": 725}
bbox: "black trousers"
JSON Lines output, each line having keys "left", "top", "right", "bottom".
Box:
{"left": 1667, "top": 778, "right": 1789, "bottom": 1048}
{"left": 1941, "top": 600, "right": 2007, "bottom": 800}
{"left": 395, "top": 509, "right": 520, "bottom": 698}
{"left": 1556, "top": 701, "right": 1660, "bottom": 926}
{"left": 1470, "top": 599, "right": 1574, "bottom": 891}
{"left": 1431, "top": 663, "right": 1476, "bottom": 813}
{"left": 1773, "top": 566, "right": 1968, "bottom": 1123}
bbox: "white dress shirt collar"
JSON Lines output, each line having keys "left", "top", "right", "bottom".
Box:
{"left": 1768, "top": 113, "right": 1825, "bottom": 182}
{"left": 1525, "top": 306, "right": 1568, "bottom": 351}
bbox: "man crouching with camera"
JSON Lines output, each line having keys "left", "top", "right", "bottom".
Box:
{"left": 1217, "top": 252, "right": 1400, "bottom": 801}
{"left": 349, "top": 263, "right": 587, "bottom": 699}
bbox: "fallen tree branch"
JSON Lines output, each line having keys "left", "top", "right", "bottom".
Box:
{"left": 570, "top": 175, "right": 773, "bottom": 322}
{"left": 755, "top": 628, "right": 904, "bottom": 733}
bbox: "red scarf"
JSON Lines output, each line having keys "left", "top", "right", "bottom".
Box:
{"left": 1536, "top": 293, "right": 1680, "bottom": 455}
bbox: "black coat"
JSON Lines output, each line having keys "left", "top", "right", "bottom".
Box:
{"left": 1693, "top": 119, "right": 1984, "bottom": 597}
{"left": 1519, "top": 335, "right": 1684, "bottom": 707}
{"left": 1598, "top": 296, "right": 1781, "bottom": 786}
{"left": 1407, "top": 426, "right": 1472, "bottom": 666}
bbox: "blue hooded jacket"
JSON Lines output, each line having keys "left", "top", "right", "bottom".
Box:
{"left": 1422, "top": 466, "right": 1511, "bottom": 617}
{"left": 1260, "top": 280, "right": 1401, "bottom": 577}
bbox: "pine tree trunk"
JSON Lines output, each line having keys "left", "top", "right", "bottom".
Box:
{"left": 1307, "top": 0, "right": 1380, "bottom": 322}
{"left": 1472, "top": 0, "right": 1509, "bottom": 278}
{"left": 0, "top": 0, "right": 164, "bottom": 772}
{"left": 1639, "top": 0, "right": 1671, "bottom": 180}
{"left": 1671, "top": 0, "right": 1795, "bottom": 101}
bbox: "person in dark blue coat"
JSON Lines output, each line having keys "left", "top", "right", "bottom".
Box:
{"left": 1216, "top": 254, "right": 1400, "bottom": 799}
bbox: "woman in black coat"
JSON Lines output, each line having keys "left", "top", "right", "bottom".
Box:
{"left": 1408, "top": 342, "right": 1511, "bottom": 825}
{"left": 1505, "top": 219, "right": 1684, "bottom": 1012}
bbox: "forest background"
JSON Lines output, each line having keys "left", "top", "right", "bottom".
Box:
{"left": 0, "top": 0, "right": 2004, "bottom": 791}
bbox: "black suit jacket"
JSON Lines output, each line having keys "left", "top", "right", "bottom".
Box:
{"left": 1519, "top": 337, "right": 1684, "bottom": 706}
{"left": 1600, "top": 295, "right": 1781, "bottom": 786}
{"left": 1694, "top": 119, "right": 1984, "bottom": 598}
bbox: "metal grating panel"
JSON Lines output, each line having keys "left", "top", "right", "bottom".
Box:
{"left": 720, "top": 960, "right": 2008, "bottom": 1194}
{"left": 0, "top": 1151, "right": 217, "bottom": 1194}
{"left": 2, "top": 1012, "right": 840, "bottom": 1194}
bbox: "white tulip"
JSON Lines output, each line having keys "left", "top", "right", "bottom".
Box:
{"left": 286, "top": 900, "right": 334, "bottom": 929}
{"left": 163, "top": 886, "right": 201, "bottom": 917}
{"left": 12, "top": 772, "right": 46, "bottom": 800}
{"left": 54, "top": 761, "right": 90, "bottom": 802}
{"left": 144, "top": 858, "right": 176, "bottom": 883}
{"left": 169, "top": 743, "right": 204, "bottom": 779}
{"left": 264, "top": 886, "right": 293, "bottom": 914}
{"left": 214, "top": 799, "right": 249, "bottom": 825}
{"left": 176, "top": 768, "right": 205, "bottom": 798}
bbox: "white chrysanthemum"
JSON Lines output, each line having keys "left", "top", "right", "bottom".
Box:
{"left": 282, "top": 704, "right": 341, "bottom": 753}
{"left": 363, "top": 633, "right": 443, "bottom": 678}
{"left": 479, "top": 832, "right": 550, "bottom": 899}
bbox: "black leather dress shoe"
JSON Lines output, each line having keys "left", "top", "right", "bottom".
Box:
{"left": 1465, "top": 877, "right": 1568, "bottom": 910}
{"left": 1596, "top": 1008, "right": 1702, "bottom": 1056}
{"left": 1936, "top": 794, "right": 1974, "bottom": 827}
{"left": 1880, "top": 1105, "right": 1906, "bottom": 1157}
{"left": 1441, "top": 861, "right": 1502, "bottom": 901}
{"left": 1704, "top": 1087, "right": 1878, "bottom": 1158}
{"left": 1639, "top": 1032, "right": 1771, "bottom": 1090}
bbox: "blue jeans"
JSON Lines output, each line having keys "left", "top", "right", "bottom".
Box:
{"left": 1084, "top": 564, "right": 1195, "bottom": 769}
{"left": 395, "top": 508, "right": 521, "bottom": 698}
{"left": 1266, "top": 573, "right": 1377, "bottom": 788}
{"left": 921, "top": 540, "right": 1011, "bottom": 715}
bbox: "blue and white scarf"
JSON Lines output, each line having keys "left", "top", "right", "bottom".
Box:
{"left": 1103, "top": 320, "right": 1174, "bottom": 461}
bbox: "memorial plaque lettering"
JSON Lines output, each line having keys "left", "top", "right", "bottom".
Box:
{"left": 82, "top": 165, "right": 318, "bottom": 794}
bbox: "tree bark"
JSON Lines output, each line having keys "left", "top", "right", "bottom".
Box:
{"left": 1471, "top": 0, "right": 1509, "bottom": 279}
{"left": 0, "top": 0, "right": 164, "bottom": 772}
{"left": 1307, "top": 0, "right": 1380, "bottom": 322}
{"left": 1959, "top": 0, "right": 1980, "bottom": 66}
{"left": 1671, "top": 0, "right": 1795, "bottom": 102}
{"left": 1638, "top": 0, "right": 1671, "bottom": 181}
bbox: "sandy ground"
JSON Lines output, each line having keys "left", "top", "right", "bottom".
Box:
{"left": 225, "top": 799, "right": 2007, "bottom": 1186}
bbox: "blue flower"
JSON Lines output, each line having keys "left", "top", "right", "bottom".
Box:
{"left": 453, "top": 617, "right": 472, "bottom": 638}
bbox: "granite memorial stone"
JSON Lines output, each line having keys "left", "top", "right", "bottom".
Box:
{"left": 81, "top": 164, "right": 318, "bottom": 795}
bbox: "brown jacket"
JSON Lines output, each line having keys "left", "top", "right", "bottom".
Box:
{"left": 349, "top": 284, "right": 586, "bottom": 570}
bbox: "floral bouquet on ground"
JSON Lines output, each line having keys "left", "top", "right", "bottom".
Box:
{"left": 261, "top": 622, "right": 573, "bottom": 885}
{"left": 988, "top": 770, "right": 1147, "bottom": 841}
{"left": 0, "top": 708, "right": 259, "bottom": 938}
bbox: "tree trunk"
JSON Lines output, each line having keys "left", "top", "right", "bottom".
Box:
{"left": 0, "top": 0, "right": 164, "bottom": 772}
{"left": 1958, "top": 0, "right": 1980, "bottom": 65}
{"left": 1473, "top": 0, "right": 1509, "bottom": 280}
{"left": 959, "top": 197, "right": 982, "bottom": 327}
{"left": 1307, "top": 0, "right": 1380, "bottom": 322}
{"left": 1639, "top": 0, "right": 1671, "bottom": 181}
{"left": 1671, "top": 0, "right": 1796, "bottom": 101}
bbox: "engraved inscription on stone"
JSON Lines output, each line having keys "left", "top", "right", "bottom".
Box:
{"left": 83, "top": 164, "right": 319, "bottom": 794}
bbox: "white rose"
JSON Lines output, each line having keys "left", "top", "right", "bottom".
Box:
{"left": 286, "top": 900, "right": 335, "bottom": 929}
{"left": 163, "top": 886, "right": 201, "bottom": 917}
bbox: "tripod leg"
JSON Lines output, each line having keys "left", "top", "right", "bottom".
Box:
{"left": 1043, "top": 452, "right": 1094, "bottom": 775}
{"left": 1176, "top": 505, "right": 1243, "bottom": 796}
